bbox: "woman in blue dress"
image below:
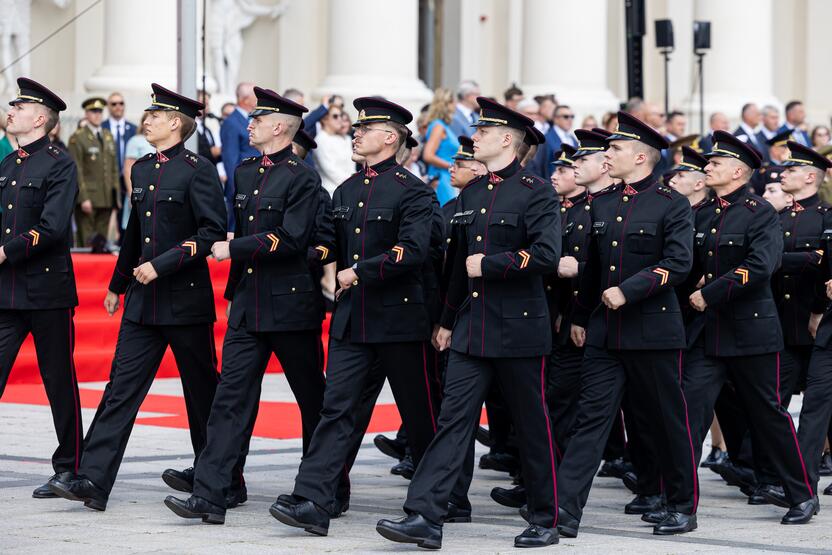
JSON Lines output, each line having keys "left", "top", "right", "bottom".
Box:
{"left": 422, "top": 88, "right": 460, "bottom": 206}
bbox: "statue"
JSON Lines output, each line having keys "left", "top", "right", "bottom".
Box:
{"left": 0, "top": 0, "right": 69, "bottom": 93}
{"left": 208, "top": 0, "right": 287, "bottom": 95}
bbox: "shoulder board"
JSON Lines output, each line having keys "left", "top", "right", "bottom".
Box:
{"left": 656, "top": 184, "right": 674, "bottom": 198}
{"left": 393, "top": 168, "right": 412, "bottom": 186}
{"left": 46, "top": 144, "right": 62, "bottom": 159}
{"left": 519, "top": 173, "right": 543, "bottom": 188}
{"left": 135, "top": 152, "right": 155, "bottom": 164}
{"left": 744, "top": 197, "right": 759, "bottom": 211}
{"left": 183, "top": 150, "right": 199, "bottom": 167}
{"left": 240, "top": 156, "right": 259, "bottom": 165}
{"left": 286, "top": 156, "right": 300, "bottom": 172}
{"left": 818, "top": 204, "right": 830, "bottom": 212}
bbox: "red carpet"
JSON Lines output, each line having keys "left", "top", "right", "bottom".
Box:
{"left": 6, "top": 254, "right": 325, "bottom": 385}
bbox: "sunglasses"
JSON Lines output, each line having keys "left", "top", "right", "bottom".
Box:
{"left": 109, "top": 101, "right": 124, "bottom": 106}
{"left": 558, "top": 114, "right": 575, "bottom": 119}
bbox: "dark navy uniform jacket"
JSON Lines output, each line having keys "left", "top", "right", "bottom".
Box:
{"left": 807, "top": 209, "right": 832, "bottom": 349}
{"left": 329, "top": 155, "right": 435, "bottom": 343}
{"left": 225, "top": 145, "right": 322, "bottom": 333}
{"left": 688, "top": 186, "right": 784, "bottom": 356}
{"left": 573, "top": 175, "right": 693, "bottom": 351}
{"left": 440, "top": 158, "right": 561, "bottom": 358}
{"left": 109, "top": 142, "right": 226, "bottom": 325}
{"left": 0, "top": 135, "right": 78, "bottom": 310}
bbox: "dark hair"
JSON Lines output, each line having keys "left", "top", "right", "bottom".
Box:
{"left": 534, "top": 94, "right": 556, "bottom": 105}
{"left": 503, "top": 83, "right": 523, "bottom": 101}
{"left": 42, "top": 107, "right": 59, "bottom": 135}
{"left": 740, "top": 103, "right": 755, "bottom": 117}
{"left": 554, "top": 105, "right": 572, "bottom": 115}
{"left": 169, "top": 111, "right": 196, "bottom": 141}
{"left": 785, "top": 100, "right": 803, "bottom": 114}
{"left": 667, "top": 110, "right": 684, "bottom": 122}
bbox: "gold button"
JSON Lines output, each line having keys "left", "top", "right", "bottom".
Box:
{"left": 488, "top": 184, "right": 493, "bottom": 190}
{"left": 476, "top": 235, "right": 482, "bottom": 242}
{"left": 560, "top": 207, "right": 566, "bottom": 213}
{"left": 144, "top": 237, "right": 150, "bottom": 243}
{"left": 584, "top": 205, "right": 590, "bottom": 211}
{"left": 149, "top": 185, "right": 155, "bottom": 191}
{"left": 791, "top": 212, "right": 796, "bottom": 217}
{"left": 715, "top": 208, "right": 721, "bottom": 214}
{"left": 785, "top": 231, "right": 791, "bottom": 237}
{"left": 573, "top": 290, "right": 578, "bottom": 296}
{"left": 247, "top": 268, "right": 253, "bottom": 274}
{"left": 806, "top": 243, "right": 811, "bottom": 247}
{"left": 45, "top": 267, "right": 50, "bottom": 272}
{"left": 622, "top": 196, "right": 629, "bottom": 202}
{"left": 364, "top": 178, "right": 370, "bottom": 185}
{"left": 189, "top": 282, "right": 194, "bottom": 287}
{"left": 472, "top": 291, "right": 479, "bottom": 298}
{"left": 145, "top": 211, "right": 151, "bottom": 217}
{"left": 708, "top": 250, "right": 713, "bottom": 256}
{"left": 446, "top": 238, "right": 451, "bottom": 243}
{"left": 612, "top": 241, "right": 618, "bottom": 247}
{"left": 248, "top": 215, "right": 254, "bottom": 221}
{"left": 661, "top": 306, "right": 666, "bottom": 311}
{"left": 707, "top": 273, "right": 713, "bottom": 279}
{"left": 573, "top": 246, "right": 580, "bottom": 252}
{"left": 355, "top": 227, "right": 361, "bottom": 234}
{"left": 785, "top": 294, "right": 791, "bottom": 300}
{"left": 259, "top": 168, "right": 265, "bottom": 174}
{"left": 480, "top": 208, "right": 486, "bottom": 214}
{"left": 167, "top": 196, "right": 172, "bottom": 201}
{"left": 639, "top": 229, "right": 644, "bottom": 234}
{"left": 291, "top": 287, "right": 296, "bottom": 292}
{"left": 352, "top": 280, "right": 359, "bottom": 286}
{"left": 6, "top": 204, "right": 11, "bottom": 210}
{"left": 610, "top": 265, "right": 616, "bottom": 271}
{"left": 253, "top": 189, "right": 259, "bottom": 195}
{"left": 377, "top": 215, "right": 382, "bottom": 220}
{"left": 404, "top": 297, "right": 409, "bottom": 302}
{"left": 15, "top": 158, "right": 21, "bottom": 164}
{"left": 728, "top": 240, "right": 733, "bottom": 245}
{"left": 10, "top": 180, "right": 15, "bottom": 186}
{"left": 353, "top": 254, "right": 359, "bottom": 260}
{"left": 523, "top": 311, "right": 528, "bottom": 316}
{"left": 155, "top": 163, "right": 160, "bottom": 169}
{"left": 754, "top": 312, "right": 759, "bottom": 317}
{"left": 546, "top": 285, "right": 552, "bottom": 291}
{"left": 577, "top": 224, "right": 583, "bottom": 230}
{"left": 4, "top": 228, "right": 9, "bottom": 234}
{"left": 710, "top": 228, "right": 716, "bottom": 234}
{"left": 358, "top": 201, "right": 364, "bottom": 208}
{"left": 616, "top": 216, "right": 622, "bottom": 222}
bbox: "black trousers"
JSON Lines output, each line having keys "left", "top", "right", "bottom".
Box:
{"left": 0, "top": 308, "right": 83, "bottom": 474}
{"left": 192, "top": 326, "right": 326, "bottom": 507}
{"left": 293, "top": 337, "right": 438, "bottom": 509}
{"left": 547, "top": 342, "right": 583, "bottom": 458}
{"left": 798, "top": 345, "right": 832, "bottom": 493}
{"left": 683, "top": 345, "right": 814, "bottom": 505}
{"left": 557, "top": 346, "right": 697, "bottom": 520}
{"left": 80, "top": 319, "right": 218, "bottom": 493}
{"left": 405, "top": 351, "right": 557, "bottom": 527}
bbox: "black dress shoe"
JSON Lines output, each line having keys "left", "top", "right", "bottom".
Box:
{"left": 476, "top": 426, "right": 493, "bottom": 447}
{"left": 519, "top": 504, "right": 530, "bottom": 522}
{"left": 747, "top": 485, "right": 770, "bottom": 505}
{"left": 491, "top": 485, "right": 526, "bottom": 508}
{"left": 557, "top": 507, "right": 579, "bottom": 538}
{"left": 164, "top": 495, "right": 225, "bottom": 524}
{"left": 714, "top": 462, "right": 757, "bottom": 491}
{"left": 376, "top": 513, "right": 442, "bottom": 549}
{"left": 700, "top": 447, "right": 728, "bottom": 468}
{"left": 757, "top": 484, "right": 788, "bottom": 508}
{"left": 514, "top": 524, "right": 558, "bottom": 547}
{"left": 781, "top": 496, "right": 819, "bottom": 525}
{"left": 374, "top": 434, "right": 407, "bottom": 461}
{"left": 33, "top": 472, "right": 75, "bottom": 499}
{"left": 269, "top": 498, "right": 330, "bottom": 535}
{"left": 624, "top": 494, "right": 663, "bottom": 515}
{"left": 479, "top": 451, "right": 519, "bottom": 474}
{"left": 597, "top": 457, "right": 631, "bottom": 479}
{"left": 161, "top": 467, "right": 194, "bottom": 493}
{"left": 641, "top": 508, "right": 668, "bottom": 524}
{"left": 391, "top": 455, "right": 415, "bottom": 480}
{"left": 226, "top": 485, "right": 247, "bottom": 509}
{"left": 653, "top": 512, "right": 697, "bottom": 535}
{"left": 329, "top": 497, "right": 350, "bottom": 518}
{"left": 621, "top": 471, "right": 639, "bottom": 493}
{"left": 444, "top": 501, "right": 471, "bottom": 523}
{"left": 276, "top": 493, "right": 301, "bottom": 507}
{"left": 824, "top": 483, "right": 832, "bottom": 496}
{"left": 820, "top": 453, "right": 832, "bottom": 477}
{"left": 48, "top": 476, "right": 108, "bottom": 511}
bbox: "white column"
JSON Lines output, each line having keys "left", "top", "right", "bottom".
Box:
{"left": 315, "top": 0, "right": 432, "bottom": 118}
{"left": 684, "top": 0, "right": 779, "bottom": 121}
{"left": 804, "top": 0, "right": 832, "bottom": 125}
{"left": 84, "top": 0, "right": 177, "bottom": 93}
{"left": 520, "top": 0, "right": 619, "bottom": 120}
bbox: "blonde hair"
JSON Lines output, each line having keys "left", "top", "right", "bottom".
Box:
{"left": 426, "top": 88, "right": 455, "bottom": 124}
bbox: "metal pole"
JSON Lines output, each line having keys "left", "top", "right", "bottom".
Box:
{"left": 697, "top": 53, "right": 705, "bottom": 135}
{"left": 663, "top": 51, "right": 670, "bottom": 117}
{"left": 177, "top": 0, "right": 198, "bottom": 151}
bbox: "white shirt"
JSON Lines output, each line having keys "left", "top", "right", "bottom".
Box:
{"left": 314, "top": 130, "right": 355, "bottom": 197}
{"left": 456, "top": 103, "right": 475, "bottom": 124}
{"left": 555, "top": 125, "right": 576, "bottom": 147}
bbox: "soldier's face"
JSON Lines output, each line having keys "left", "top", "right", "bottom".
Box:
{"left": 450, "top": 160, "right": 483, "bottom": 188}
{"left": 86, "top": 109, "right": 103, "bottom": 127}
{"left": 763, "top": 182, "right": 792, "bottom": 211}
{"left": 573, "top": 152, "right": 604, "bottom": 186}
{"left": 6, "top": 102, "right": 39, "bottom": 135}
{"left": 352, "top": 124, "right": 394, "bottom": 156}
{"left": 471, "top": 126, "right": 503, "bottom": 161}
{"left": 144, "top": 110, "right": 175, "bottom": 145}
{"left": 603, "top": 140, "right": 637, "bottom": 179}
{"left": 704, "top": 157, "right": 738, "bottom": 187}
{"left": 247, "top": 115, "right": 276, "bottom": 148}
{"left": 780, "top": 166, "right": 811, "bottom": 194}
{"left": 550, "top": 166, "right": 577, "bottom": 196}
{"left": 668, "top": 171, "right": 699, "bottom": 199}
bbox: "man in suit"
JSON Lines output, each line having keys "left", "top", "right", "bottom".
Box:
{"left": 450, "top": 80, "right": 480, "bottom": 139}
{"left": 528, "top": 105, "right": 577, "bottom": 181}
{"left": 779, "top": 101, "right": 811, "bottom": 147}
{"left": 733, "top": 103, "right": 765, "bottom": 156}
{"left": 103, "top": 92, "right": 137, "bottom": 236}
{"left": 694, "top": 112, "right": 730, "bottom": 155}
{"left": 220, "top": 82, "right": 259, "bottom": 234}
{"left": 760, "top": 105, "right": 781, "bottom": 142}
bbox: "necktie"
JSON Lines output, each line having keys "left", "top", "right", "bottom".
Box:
{"left": 114, "top": 124, "right": 122, "bottom": 167}
{"left": 96, "top": 131, "right": 102, "bottom": 145}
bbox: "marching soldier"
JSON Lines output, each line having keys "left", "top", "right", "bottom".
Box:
{"left": 50, "top": 84, "right": 226, "bottom": 510}
{"left": 0, "top": 78, "right": 83, "bottom": 498}
{"left": 164, "top": 88, "right": 329, "bottom": 524}
{"left": 681, "top": 130, "right": 817, "bottom": 524}
{"left": 270, "top": 97, "right": 438, "bottom": 537}
{"left": 559, "top": 112, "right": 698, "bottom": 537}
{"left": 68, "top": 97, "right": 119, "bottom": 249}
{"left": 377, "top": 97, "right": 560, "bottom": 549}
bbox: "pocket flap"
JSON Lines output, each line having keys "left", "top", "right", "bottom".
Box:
{"left": 26, "top": 256, "right": 68, "bottom": 275}
{"left": 490, "top": 212, "right": 519, "bottom": 227}
{"left": 718, "top": 233, "right": 745, "bottom": 247}
{"left": 258, "top": 196, "right": 284, "bottom": 212}
{"left": 502, "top": 298, "right": 547, "bottom": 319}
{"left": 382, "top": 286, "right": 424, "bottom": 306}
{"left": 795, "top": 236, "right": 821, "bottom": 249}
{"left": 271, "top": 274, "right": 315, "bottom": 295}
{"left": 234, "top": 193, "right": 249, "bottom": 210}
{"left": 627, "top": 222, "right": 657, "bottom": 237}
{"left": 733, "top": 300, "right": 776, "bottom": 320}
{"left": 159, "top": 189, "right": 186, "bottom": 203}
{"left": 23, "top": 177, "right": 43, "bottom": 189}
{"left": 368, "top": 208, "right": 394, "bottom": 222}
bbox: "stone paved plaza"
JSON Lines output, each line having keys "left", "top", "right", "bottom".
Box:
{"left": 1, "top": 376, "right": 831, "bottom": 554}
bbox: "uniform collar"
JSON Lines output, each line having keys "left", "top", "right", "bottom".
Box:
{"left": 263, "top": 144, "right": 292, "bottom": 166}
{"left": 366, "top": 154, "right": 397, "bottom": 177}
{"left": 563, "top": 190, "right": 587, "bottom": 208}
{"left": 717, "top": 184, "right": 748, "bottom": 206}
{"left": 18, "top": 135, "right": 49, "bottom": 157}
{"left": 621, "top": 174, "right": 655, "bottom": 195}
{"left": 492, "top": 157, "right": 520, "bottom": 180}
{"left": 791, "top": 193, "right": 819, "bottom": 211}
{"left": 157, "top": 141, "right": 184, "bottom": 162}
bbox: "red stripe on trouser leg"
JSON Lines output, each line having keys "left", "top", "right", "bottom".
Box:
{"left": 678, "top": 350, "right": 699, "bottom": 512}
{"left": 421, "top": 342, "right": 436, "bottom": 432}
{"left": 540, "top": 356, "right": 558, "bottom": 527}
{"left": 776, "top": 351, "right": 814, "bottom": 498}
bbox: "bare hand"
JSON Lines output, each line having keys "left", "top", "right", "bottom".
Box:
{"left": 211, "top": 241, "right": 231, "bottom": 261}
{"left": 0, "top": 246, "right": 6, "bottom": 265}
{"left": 226, "top": 301, "right": 232, "bottom": 318}
{"left": 696, "top": 275, "right": 705, "bottom": 288}
{"left": 558, "top": 256, "right": 579, "bottom": 278}
{"left": 571, "top": 324, "right": 586, "bottom": 347}
{"left": 81, "top": 200, "right": 93, "bottom": 215}
{"left": 601, "top": 287, "right": 627, "bottom": 310}
{"left": 104, "top": 290, "right": 120, "bottom": 316}
{"left": 434, "top": 327, "right": 452, "bottom": 351}
{"left": 809, "top": 312, "right": 823, "bottom": 338}
{"left": 689, "top": 290, "right": 707, "bottom": 312}
{"left": 826, "top": 279, "right": 832, "bottom": 300}
{"left": 226, "top": 232, "right": 235, "bottom": 241}
{"left": 133, "top": 262, "right": 158, "bottom": 285}
{"left": 337, "top": 268, "right": 359, "bottom": 290}
{"left": 466, "top": 254, "right": 484, "bottom": 278}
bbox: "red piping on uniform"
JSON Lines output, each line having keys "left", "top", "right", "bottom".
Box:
{"left": 9, "top": 158, "right": 30, "bottom": 308}
{"left": 421, "top": 342, "right": 436, "bottom": 432}
{"left": 775, "top": 351, "right": 814, "bottom": 498}
{"left": 540, "top": 355, "right": 558, "bottom": 527}
{"left": 678, "top": 349, "right": 699, "bottom": 512}
{"left": 360, "top": 177, "right": 377, "bottom": 343}
{"left": 614, "top": 197, "right": 636, "bottom": 349}
{"left": 68, "top": 309, "right": 80, "bottom": 473}
{"left": 151, "top": 163, "right": 166, "bottom": 324}
{"left": 480, "top": 182, "right": 500, "bottom": 356}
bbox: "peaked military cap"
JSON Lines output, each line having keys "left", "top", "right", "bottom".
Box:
{"left": 524, "top": 125, "right": 545, "bottom": 146}
{"left": 782, "top": 140, "right": 832, "bottom": 170}
{"left": 82, "top": 97, "right": 107, "bottom": 111}
{"left": 292, "top": 128, "right": 317, "bottom": 152}
{"left": 573, "top": 129, "right": 610, "bottom": 159}
{"left": 405, "top": 130, "right": 419, "bottom": 149}
{"left": 672, "top": 146, "right": 709, "bottom": 173}
{"left": 453, "top": 136, "right": 475, "bottom": 160}
{"left": 145, "top": 83, "right": 204, "bottom": 119}
{"left": 250, "top": 87, "right": 308, "bottom": 118}
{"left": 607, "top": 111, "right": 669, "bottom": 150}
{"left": 9, "top": 77, "right": 67, "bottom": 112}
{"left": 705, "top": 130, "right": 762, "bottom": 169}
{"left": 767, "top": 129, "right": 793, "bottom": 148}
{"left": 552, "top": 144, "right": 577, "bottom": 167}
{"left": 352, "top": 97, "right": 413, "bottom": 127}
{"left": 471, "top": 96, "right": 534, "bottom": 131}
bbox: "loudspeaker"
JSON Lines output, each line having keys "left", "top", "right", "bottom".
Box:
{"left": 693, "top": 21, "right": 711, "bottom": 51}
{"left": 655, "top": 19, "right": 674, "bottom": 49}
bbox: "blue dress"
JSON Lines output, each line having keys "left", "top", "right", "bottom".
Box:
{"left": 426, "top": 120, "right": 459, "bottom": 206}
